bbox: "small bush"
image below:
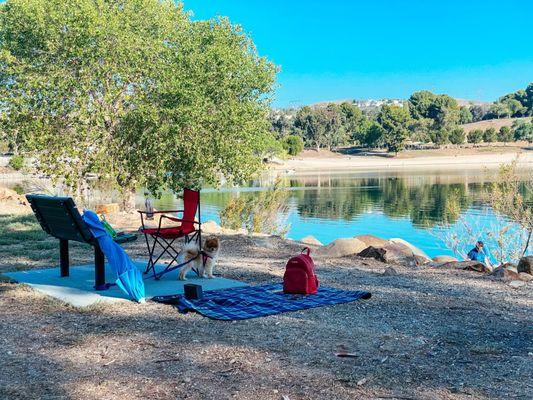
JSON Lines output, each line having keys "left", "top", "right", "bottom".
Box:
{"left": 483, "top": 127, "right": 497, "bottom": 143}
{"left": 467, "top": 129, "right": 483, "bottom": 144}
{"left": 219, "top": 179, "right": 290, "bottom": 236}
{"left": 429, "top": 128, "right": 449, "bottom": 145}
{"left": 449, "top": 127, "right": 466, "bottom": 145}
{"left": 8, "top": 155, "right": 24, "bottom": 170}
{"left": 282, "top": 135, "right": 304, "bottom": 156}
{"left": 499, "top": 126, "right": 513, "bottom": 143}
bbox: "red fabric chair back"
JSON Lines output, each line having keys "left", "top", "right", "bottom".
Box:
{"left": 182, "top": 189, "right": 200, "bottom": 232}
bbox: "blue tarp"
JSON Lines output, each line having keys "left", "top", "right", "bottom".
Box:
{"left": 82, "top": 210, "right": 145, "bottom": 302}
{"left": 152, "top": 283, "right": 371, "bottom": 320}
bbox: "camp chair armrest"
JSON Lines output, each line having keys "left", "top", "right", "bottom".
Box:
{"left": 137, "top": 209, "right": 184, "bottom": 215}
{"left": 160, "top": 215, "right": 200, "bottom": 225}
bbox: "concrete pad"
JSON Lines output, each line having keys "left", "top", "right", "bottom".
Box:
{"left": 2, "top": 261, "right": 248, "bottom": 307}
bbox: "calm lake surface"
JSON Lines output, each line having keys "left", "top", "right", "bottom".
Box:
{"left": 146, "top": 169, "right": 532, "bottom": 260}
{"left": 3, "top": 168, "right": 531, "bottom": 260}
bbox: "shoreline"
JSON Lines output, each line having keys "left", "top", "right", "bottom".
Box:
{"left": 273, "top": 150, "right": 533, "bottom": 174}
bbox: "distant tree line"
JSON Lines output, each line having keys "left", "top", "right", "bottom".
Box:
{"left": 270, "top": 82, "right": 533, "bottom": 155}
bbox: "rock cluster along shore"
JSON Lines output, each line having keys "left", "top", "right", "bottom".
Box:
{"left": 306, "top": 233, "right": 532, "bottom": 286}
{"left": 202, "top": 221, "right": 533, "bottom": 286}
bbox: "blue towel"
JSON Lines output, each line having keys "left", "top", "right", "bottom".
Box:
{"left": 82, "top": 210, "right": 145, "bottom": 302}
{"left": 152, "top": 283, "right": 371, "bottom": 320}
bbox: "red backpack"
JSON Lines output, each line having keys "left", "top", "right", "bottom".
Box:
{"left": 283, "top": 247, "right": 319, "bottom": 295}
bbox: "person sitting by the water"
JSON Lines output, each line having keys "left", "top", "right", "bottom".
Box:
{"left": 467, "top": 240, "right": 492, "bottom": 267}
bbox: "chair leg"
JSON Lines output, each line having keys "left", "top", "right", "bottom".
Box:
{"left": 94, "top": 244, "right": 107, "bottom": 290}
{"left": 59, "top": 239, "right": 69, "bottom": 277}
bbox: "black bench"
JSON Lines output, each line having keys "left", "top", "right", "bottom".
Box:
{"left": 26, "top": 195, "right": 137, "bottom": 290}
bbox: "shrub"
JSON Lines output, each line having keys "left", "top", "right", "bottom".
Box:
{"left": 499, "top": 126, "right": 513, "bottom": 143}
{"left": 467, "top": 129, "right": 483, "bottom": 143}
{"left": 513, "top": 120, "right": 533, "bottom": 142}
{"left": 429, "top": 128, "right": 449, "bottom": 145}
{"left": 282, "top": 135, "right": 304, "bottom": 156}
{"left": 8, "top": 155, "right": 24, "bottom": 171}
{"left": 449, "top": 127, "right": 466, "bottom": 145}
{"left": 219, "top": 179, "right": 290, "bottom": 236}
{"left": 483, "top": 127, "right": 497, "bottom": 143}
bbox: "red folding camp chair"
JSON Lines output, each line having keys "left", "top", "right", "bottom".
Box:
{"left": 138, "top": 189, "right": 202, "bottom": 280}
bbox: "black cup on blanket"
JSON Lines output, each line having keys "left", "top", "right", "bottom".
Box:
{"left": 184, "top": 284, "right": 203, "bottom": 300}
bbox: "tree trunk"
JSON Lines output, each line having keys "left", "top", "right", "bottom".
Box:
{"left": 121, "top": 188, "right": 137, "bottom": 212}
{"left": 523, "top": 229, "right": 532, "bottom": 257}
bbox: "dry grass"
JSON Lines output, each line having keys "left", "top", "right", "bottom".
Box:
{"left": 0, "top": 209, "right": 532, "bottom": 399}
{"left": 460, "top": 117, "right": 530, "bottom": 133}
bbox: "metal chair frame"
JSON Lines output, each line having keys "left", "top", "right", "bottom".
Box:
{"left": 138, "top": 190, "right": 202, "bottom": 280}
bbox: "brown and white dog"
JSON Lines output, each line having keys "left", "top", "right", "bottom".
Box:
{"left": 178, "top": 236, "right": 220, "bottom": 280}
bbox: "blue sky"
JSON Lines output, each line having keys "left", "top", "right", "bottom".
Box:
{"left": 184, "top": 0, "right": 533, "bottom": 107}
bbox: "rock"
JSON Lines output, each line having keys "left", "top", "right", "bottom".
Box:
{"left": 441, "top": 260, "right": 491, "bottom": 273}
{"left": 432, "top": 255, "right": 458, "bottom": 263}
{"left": 354, "top": 234, "right": 388, "bottom": 248}
{"left": 517, "top": 256, "right": 533, "bottom": 274}
{"left": 0, "top": 187, "right": 26, "bottom": 205}
{"left": 252, "top": 237, "right": 276, "bottom": 249}
{"left": 315, "top": 238, "right": 367, "bottom": 258}
{"left": 503, "top": 269, "right": 520, "bottom": 281}
{"left": 358, "top": 244, "right": 419, "bottom": 267}
{"left": 381, "top": 243, "right": 419, "bottom": 267}
{"left": 358, "top": 246, "right": 386, "bottom": 262}
{"left": 382, "top": 267, "right": 398, "bottom": 276}
{"left": 299, "top": 235, "right": 323, "bottom": 246}
{"left": 490, "top": 263, "right": 519, "bottom": 280}
{"left": 519, "top": 272, "right": 533, "bottom": 282}
{"left": 95, "top": 203, "right": 120, "bottom": 214}
{"left": 509, "top": 280, "right": 526, "bottom": 288}
{"left": 490, "top": 264, "right": 516, "bottom": 278}
{"left": 202, "top": 220, "right": 222, "bottom": 234}
{"left": 389, "top": 238, "right": 431, "bottom": 261}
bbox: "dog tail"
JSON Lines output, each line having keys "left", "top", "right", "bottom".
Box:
{"left": 183, "top": 242, "right": 200, "bottom": 258}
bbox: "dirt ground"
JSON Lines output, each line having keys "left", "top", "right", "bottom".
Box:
{"left": 0, "top": 204, "right": 532, "bottom": 400}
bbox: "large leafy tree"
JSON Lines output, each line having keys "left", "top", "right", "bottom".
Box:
{"left": 0, "top": 0, "right": 277, "bottom": 201}
{"left": 377, "top": 105, "right": 411, "bottom": 154}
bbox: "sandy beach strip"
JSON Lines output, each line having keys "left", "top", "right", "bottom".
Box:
{"left": 275, "top": 151, "right": 533, "bottom": 173}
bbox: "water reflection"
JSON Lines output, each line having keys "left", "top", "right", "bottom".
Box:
{"left": 2, "top": 169, "right": 530, "bottom": 258}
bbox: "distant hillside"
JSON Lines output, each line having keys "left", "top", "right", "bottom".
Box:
{"left": 307, "top": 97, "right": 490, "bottom": 111}
{"left": 460, "top": 117, "right": 531, "bottom": 133}
{"left": 455, "top": 98, "right": 492, "bottom": 107}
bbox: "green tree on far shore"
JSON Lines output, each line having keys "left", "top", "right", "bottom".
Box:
{"left": 467, "top": 129, "right": 483, "bottom": 144}
{"left": 499, "top": 126, "right": 513, "bottom": 144}
{"left": 377, "top": 105, "right": 411, "bottom": 154}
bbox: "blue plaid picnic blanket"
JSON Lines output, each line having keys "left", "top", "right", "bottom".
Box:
{"left": 152, "top": 283, "right": 371, "bottom": 320}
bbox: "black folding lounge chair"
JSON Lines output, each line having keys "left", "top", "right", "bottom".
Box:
{"left": 26, "top": 194, "right": 137, "bottom": 290}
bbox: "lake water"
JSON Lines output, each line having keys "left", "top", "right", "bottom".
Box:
{"left": 146, "top": 169, "right": 532, "bottom": 260}
{"left": 3, "top": 168, "right": 531, "bottom": 261}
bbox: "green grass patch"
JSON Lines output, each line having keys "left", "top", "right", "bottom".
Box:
{"left": 0, "top": 214, "right": 48, "bottom": 245}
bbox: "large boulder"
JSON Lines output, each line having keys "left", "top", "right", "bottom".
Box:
{"left": 441, "top": 260, "right": 491, "bottom": 273}
{"left": 432, "top": 255, "right": 458, "bottom": 263}
{"left": 95, "top": 203, "right": 120, "bottom": 214}
{"left": 0, "top": 187, "right": 26, "bottom": 205}
{"left": 382, "top": 243, "right": 420, "bottom": 267}
{"left": 354, "top": 234, "right": 388, "bottom": 248}
{"left": 490, "top": 264, "right": 520, "bottom": 280}
{"left": 315, "top": 237, "right": 367, "bottom": 258}
{"left": 300, "top": 235, "right": 323, "bottom": 246}
{"left": 358, "top": 244, "right": 419, "bottom": 267}
{"left": 517, "top": 256, "right": 533, "bottom": 275}
{"left": 358, "top": 246, "right": 387, "bottom": 262}
{"left": 202, "top": 220, "right": 222, "bottom": 234}
{"left": 389, "top": 238, "right": 431, "bottom": 262}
